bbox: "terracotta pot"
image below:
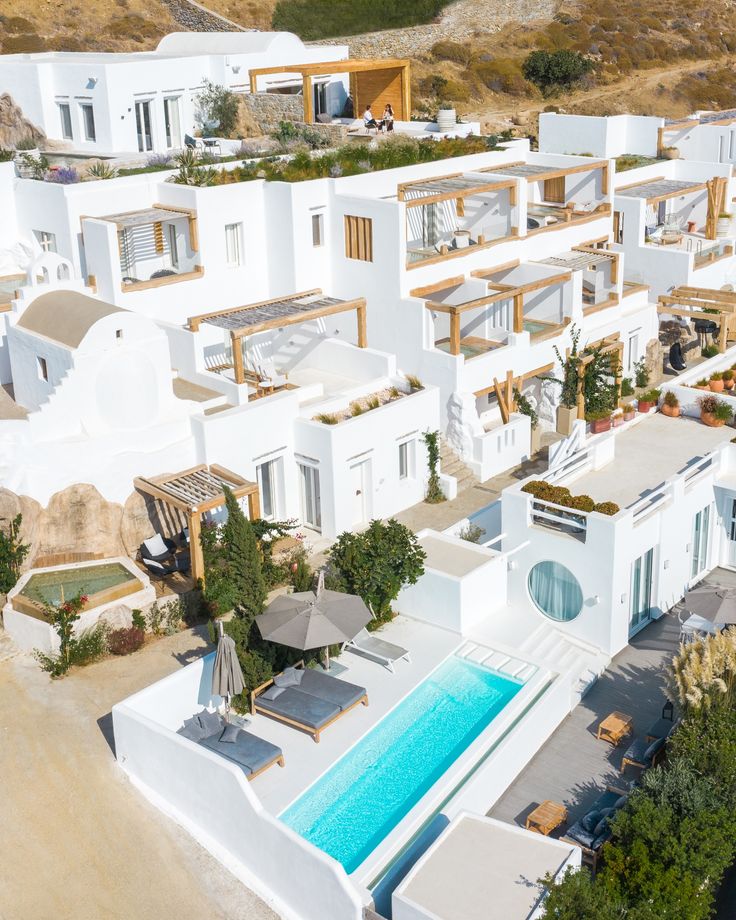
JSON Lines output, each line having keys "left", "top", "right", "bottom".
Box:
{"left": 710, "top": 379, "right": 725, "bottom": 392}
{"left": 589, "top": 416, "right": 612, "bottom": 434}
{"left": 638, "top": 400, "right": 656, "bottom": 413}
{"left": 661, "top": 404, "right": 680, "bottom": 417}
{"left": 701, "top": 411, "right": 727, "bottom": 427}
{"left": 612, "top": 414, "right": 624, "bottom": 427}
{"left": 623, "top": 411, "right": 636, "bottom": 421}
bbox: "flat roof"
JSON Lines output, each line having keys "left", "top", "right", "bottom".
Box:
{"left": 420, "top": 533, "right": 494, "bottom": 577}
{"left": 396, "top": 814, "right": 575, "bottom": 920}
{"left": 15, "top": 291, "right": 125, "bottom": 349}
{"left": 90, "top": 207, "right": 192, "bottom": 229}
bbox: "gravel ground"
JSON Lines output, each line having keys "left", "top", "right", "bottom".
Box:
{"left": 0, "top": 627, "right": 280, "bottom": 920}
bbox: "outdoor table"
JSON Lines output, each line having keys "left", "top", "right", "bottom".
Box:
{"left": 526, "top": 800, "right": 568, "bottom": 836}
{"left": 597, "top": 711, "right": 633, "bottom": 746}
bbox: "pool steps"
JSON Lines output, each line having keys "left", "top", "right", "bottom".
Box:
{"left": 455, "top": 641, "right": 538, "bottom": 684}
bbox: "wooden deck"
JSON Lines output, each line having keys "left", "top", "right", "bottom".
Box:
{"left": 489, "top": 611, "right": 682, "bottom": 833}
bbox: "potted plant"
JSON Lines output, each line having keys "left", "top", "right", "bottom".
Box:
{"left": 698, "top": 394, "right": 734, "bottom": 427}
{"left": 709, "top": 372, "right": 725, "bottom": 392}
{"left": 552, "top": 329, "right": 582, "bottom": 436}
{"left": 694, "top": 378, "right": 710, "bottom": 390}
{"left": 587, "top": 408, "right": 612, "bottom": 434}
{"left": 436, "top": 103, "right": 457, "bottom": 132}
{"left": 621, "top": 403, "right": 636, "bottom": 421}
{"left": 637, "top": 389, "right": 660, "bottom": 412}
{"left": 611, "top": 410, "right": 624, "bottom": 427}
{"left": 662, "top": 145, "right": 680, "bottom": 160}
{"left": 717, "top": 212, "right": 733, "bottom": 238}
{"left": 702, "top": 344, "right": 720, "bottom": 358}
{"left": 661, "top": 391, "right": 680, "bottom": 418}
{"left": 724, "top": 370, "right": 735, "bottom": 390}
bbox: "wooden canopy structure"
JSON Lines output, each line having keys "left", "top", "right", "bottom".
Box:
{"left": 425, "top": 262, "right": 572, "bottom": 356}
{"left": 86, "top": 203, "right": 199, "bottom": 252}
{"left": 616, "top": 175, "right": 727, "bottom": 241}
{"left": 248, "top": 58, "right": 411, "bottom": 123}
{"left": 397, "top": 173, "right": 517, "bottom": 206}
{"left": 658, "top": 285, "right": 736, "bottom": 354}
{"left": 480, "top": 159, "right": 610, "bottom": 197}
{"left": 134, "top": 464, "right": 259, "bottom": 584}
{"left": 188, "top": 289, "right": 367, "bottom": 386}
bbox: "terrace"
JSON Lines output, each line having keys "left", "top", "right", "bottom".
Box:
{"left": 83, "top": 204, "right": 202, "bottom": 292}
{"left": 422, "top": 260, "right": 573, "bottom": 357}
{"left": 399, "top": 173, "right": 518, "bottom": 268}
{"left": 538, "top": 246, "right": 620, "bottom": 313}
{"left": 188, "top": 290, "right": 368, "bottom": 401}
{"left": 480, "top": 159, "right": 611, "bottom": 234}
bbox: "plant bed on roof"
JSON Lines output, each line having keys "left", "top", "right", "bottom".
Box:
{"left": 312, "top": 385, "right": 409, "bottom": 424}
{"left": 521, "top": 480, "right": 619, "bottom": 516}
{"left": 698, "top": 394, "right": 734, "bottom": 427}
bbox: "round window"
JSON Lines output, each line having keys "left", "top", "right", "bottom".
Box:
{"left": 528, "top": 560, "right": 584, "bottom": 622}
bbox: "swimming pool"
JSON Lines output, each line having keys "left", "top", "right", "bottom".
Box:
{"left": 280, "top": 656, "right": 523, "bottom": 873}
{"left": 12, "top": 561, "right": 144, "bottom": 619}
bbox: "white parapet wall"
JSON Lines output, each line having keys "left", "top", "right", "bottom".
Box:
{"left": 112, "top": 653, "right": 365, "bottom": 920}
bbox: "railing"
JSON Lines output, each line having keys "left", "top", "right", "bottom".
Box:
{"left": 693, "top": 241, "right": 734, "bottom": 269}
{"left": 684, "top": 455, "right": 715, "bottom": 487}
{"left": 628, "top": 484, "right": 671, "bottom": 523}
{"left": 529, "top": 496, "right": 588, "bottom": 541}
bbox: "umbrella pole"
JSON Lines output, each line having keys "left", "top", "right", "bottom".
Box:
{"left": 325, "top": 645, "right": 330, "bottom": 671}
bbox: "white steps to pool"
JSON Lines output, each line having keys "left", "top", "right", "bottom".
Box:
{"left": 455, "top": 641, "right": 539, "bottom": 684}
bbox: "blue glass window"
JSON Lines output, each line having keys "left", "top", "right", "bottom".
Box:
{"left": 528, "top": 560, "right": 583, "bottom": 622}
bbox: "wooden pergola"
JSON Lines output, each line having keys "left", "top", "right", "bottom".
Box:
{"left": 480, "top": 159, "right": 610, "bottom": 196}
{"left": 615, "top": 175, "right": 727, "bottom": 240}
{"left": 425, "top": 265, "right": 572, "bottom": 356}
{"left": 658, "top": 285, "right": 736, "bottom": 354}
{"left": 575, "top": 335, "right": 624, "bottom": 419}
{"left": 188, "top": 290, "right": 367, "bottom": 386}
{"left": 134, "top": 464, "right": 260, "bottom": 584}
{"left": 248, "top": 58, "right": 411, "bottom": 123}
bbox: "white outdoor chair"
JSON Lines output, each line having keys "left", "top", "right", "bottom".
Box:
{"left": 679, "top": 613, "right": 719, "bottom": 644}
{"left": 344, "top": 628, "right": 411, "bottom": 673}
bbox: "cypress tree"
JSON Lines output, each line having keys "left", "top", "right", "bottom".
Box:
{"left": 221, "top": 486, "right": 266, "bottom": 626}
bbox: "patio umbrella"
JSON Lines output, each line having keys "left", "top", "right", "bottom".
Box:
{"left": 211, "top": 621, "right": 245, "bottom": 721}
{"left": 256, "top": 574, "right": 372, "bottom": 669}
{"left": 682, "top": 586, "right": 736, "bottom": 626}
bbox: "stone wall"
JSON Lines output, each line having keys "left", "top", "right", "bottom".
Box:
{"left": 158, "top": 0, "right": 247, "bottom": 32}
{"left": 242, "top": 93, "right": 304, "bottom": 135}
{"left": 0, "top": 484, "right": 187, "bottom": 572}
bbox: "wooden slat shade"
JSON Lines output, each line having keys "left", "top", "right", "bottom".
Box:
{"left": 344, "top": 215, "right": 373, "bottom": 261}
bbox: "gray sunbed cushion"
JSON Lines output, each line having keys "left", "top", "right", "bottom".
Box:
{"left": 356, "top": 633, "right": 407, "bottom": 659}
{"left": 297, "top": 669, "right": 366, "bottom": 710}
{"left": 274, "top": 666, "right": 303, "bottom": 688}
{"left": 591, "top": 827, "right": 612, "bottom": 850}
{"left": 624, "top": 737, "right": 649, "bottom": 763}
{"left": 199, "top": 728, "right": 282, "bottom": 774}
{"left": 593, "top": 817, "right": 609, "bottom": 838}
{"left": 261, "top": 685, "right": 285, "bottom": 701}
{"left": 644, "top": 736, "right": 666, "bottom": 761}
{"left": 566, "top": 821, "right": 595, "bottom": 849}
{"left": 179, "top": 716, "right": 206, "bottom": 741}
{"left": 219, "top": 722, "right": 241, "bottom": 743}
{"left": 256, "top": 686, "right": 340, "bottom": 729}
{"left": 196, "top": 708, "right": 222, "bottom": 736}
{"left": 581, "top": 810, "right": 600, "bottom": 833}
{"left": 614, "top": 795, "right": 628, "bottom": 810}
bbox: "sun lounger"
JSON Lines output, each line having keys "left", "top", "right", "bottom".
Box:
{"left": 621, "top": 735, "right": 667, "bottom": 773}
{"left": 199, "top": 727, "right": 284, "bottom": 779}
{"left": 251, "top": 662, "right": 368, "bottom": 742}
{"left": 344, "top": 628, "right": 411, "bottom": 673}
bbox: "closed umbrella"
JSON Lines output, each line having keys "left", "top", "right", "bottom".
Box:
{"left": 211, "top": 621, "right": 245, "bottom": 721}
{"left": 256, "top": 575, "right": 372, "bottom": 669}
{"left": 683, "top": 586, "right": 736, "bottom": 626}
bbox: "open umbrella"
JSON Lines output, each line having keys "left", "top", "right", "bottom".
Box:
{"left": 683, "top": 586, "right": 736, "bottom": 626}
{"left": 256, "top": 574, "right": 372, "bottom": 669}
{"left": 211, "top": 621, "right": 245, "bottom": 721}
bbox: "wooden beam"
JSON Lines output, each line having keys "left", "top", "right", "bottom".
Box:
{"left": 189, "top": 510, "right": 203, "bottom": 586}
{"left": 406, "top": 230, "right": 515, "bottom": 270}
{"left": 248, "top": 58, "right": 411, "bottom": 79}
{"left": 402, "top": 178, "right": 516, "bottom": 208}
{"left": 356, "top": 302, "right": 367, "bottom": 348}
{"left": 401, "top": 61, "right": 411, "bottom": 120}
{"left": 482, "top": 160, "right": 608, "bottom": 183}
{"left": 493, "top": 376, "right": 509, "bottom": 423}
{"left": 720, "top": 313, "right": 728, "bottom": 353}
{"left": 410, "top": 274, "right": 465, "bottom": 298}
{"left": 450, "top": 312, "right": 461, "bottom": 356}
{"left": 658, "top": 295, "right": 736, "bottom": 313}
{"left": 470, "top": 259, "right": 521, "bottom": 279}
{"left": 302, "top": 75, "right": 314, "bottom": 124}
{"left": 616, "top": 175, "right": 666, "bottom": 192}
{"left": 133, "top": 477, "right": 190, "bottom": 513}
{"left": 425, "top": 270, "right": 572, "bottom": 315}
{"left": 513, "top": 293, "right": 524, "bottom": 334}
{"left": 234, "top": 298, "right": 366, "bottom": 339}
{"left": 676, "top": 285, "right": 736, "bottom": 304}
{"left": 647, "top": 182, "right": 708, "bottom": 206}
{"left": 232, "top": 331, "right": 245, "bottom": 385}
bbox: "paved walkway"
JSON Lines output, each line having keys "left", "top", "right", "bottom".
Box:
{"left": 489, "top": 611, "right": 681, "bottom": 830}
{"left": 0, "top": 628, "right": 278, "bottom": 920}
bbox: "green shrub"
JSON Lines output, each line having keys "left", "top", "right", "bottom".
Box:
{"left": 522, "top": 49, "right": 593, "bottom": 92}
{"left": 634, "top": 357, "right": 650, "bottom": 388}
{"left": 2, "top": 34, "right": 44, "bottom": 54}
{"left": 272, "top": 0, "right": 453, "bottom": 40}
{"left": 3, "top": 16, "right": 35, "bottom": 31}
{"left": 423, "top": 430, "right": 445, "bottom": 503}
{"left": 592, "top": 500, "right": 620, "bottom": 515}
{"left": 108, "top": 626, "right": 145, "bottom": 655}
{"left": 315, "top": 412, "right": 339, "bottom": 424}
{"left": 0, "top": 514, "right": 29, "bottom": 594}
{"left": 620, "top": 377, "right": 634, "bottom": 396}
{"left": 291, "top": 556, "right": 314, "bottom": 592}
{"left": 471, "top": 58, "right": 530, "bottom": 95}
{"left": 131, "top": 609, "right": 146, "bottom": 631}
{"left": 702, "top": 343, "right": 719, "bottom": 358}
{"left": 458, "top": 523, "right": 483, "bottom": 543}
{"left": 405, "top": 373, "right": 423, "bottom": 390}
{"left": 194, "top": 79, "right": 239, "bottom": 138}
{"left": 710, "top": 371, "right": 724, "bottom": 381}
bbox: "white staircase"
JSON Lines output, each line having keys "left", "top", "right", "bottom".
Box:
{"left": 440, "top": 435, "right": 478, "bottom": 493}
{"left": 516, "top": 621, "right": 609, "bottom": 704}
{"left": 455, "top": 640, "right": 539, "bottom": 684}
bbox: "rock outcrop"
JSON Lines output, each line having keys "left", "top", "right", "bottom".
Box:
{"left": 0, "top": 94, "right": 45, "bottom": 149}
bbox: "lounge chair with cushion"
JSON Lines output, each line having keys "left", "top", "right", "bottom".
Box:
{"left": 562, "top": 784, "right": 629, "bottom": 869}
{"left": 621, "top": 735, "right": 667, "bottom": 773}
{"left": 141, "top": 553, "right": 190, "bottom": 579}
{"left": 251, "top": 662, "right": 368, "bottom": 742}
{"left": 140, "top": 533, "right": 176, "bottom": 563}
{"left": 344, "top": 627, "right": 411, "bottom": 673}
{"left": 178, "top": 711, "right": 284, "bottom": 780}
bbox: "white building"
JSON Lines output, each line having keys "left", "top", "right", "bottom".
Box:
{"left": 0, "top": 32, "right": 350, "bottom": 154}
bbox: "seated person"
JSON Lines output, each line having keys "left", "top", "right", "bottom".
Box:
{"left": 381, "top": 103, "right": 395, "bottom": 133}
{"left": 363, "top": 104, "right": 379, "bottom": 131}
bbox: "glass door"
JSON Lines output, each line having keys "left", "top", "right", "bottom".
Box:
{"left": 135, "top": 100, "right": 153, "bottom": 152}
{"left": 299, "top": 463, "right": 321, "bottom": 532}
{"left": 691, "top": 505, "right": 711, "bottom": 579}
{"left": 630, "top": 547, "right": 654, "bottom": 634}
{"left": 727, "top": 498, "right": 736, "bottom": 568}
{"left": 164, "top": 97, "right": 181, "bottom": 149}
{"left": 257, "top": 459, "right": 279, "bottom": 521}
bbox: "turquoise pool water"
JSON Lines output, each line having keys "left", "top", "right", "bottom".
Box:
{"left": 280, "top": 657, "right": 523, "bottom": 873}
